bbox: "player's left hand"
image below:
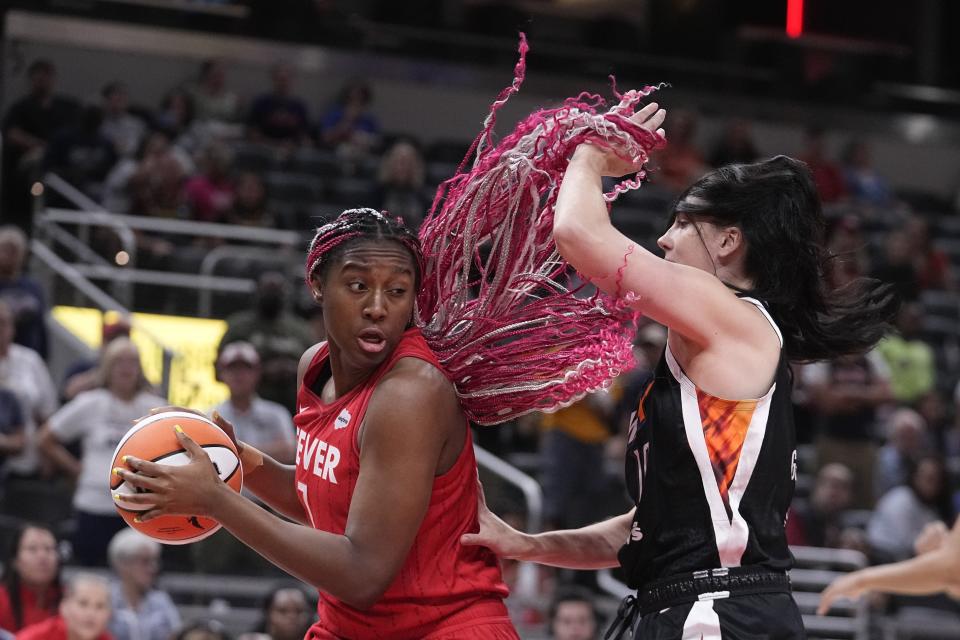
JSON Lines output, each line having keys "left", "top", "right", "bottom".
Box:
{"left": 112, "top": 426, "right": 226, "bottom": 522}
{"left": 572, "top": 102, "right": 666, "bottom": 178}
{"left": 817, "top": 571, "right": 867, "bottom": 615}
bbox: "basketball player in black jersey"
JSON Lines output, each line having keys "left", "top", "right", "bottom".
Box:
{"left": 462, "top": 102, "right": 898, "bottom": 638}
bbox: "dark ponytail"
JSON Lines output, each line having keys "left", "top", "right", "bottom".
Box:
{"left": 674, "top": 155, "right": 898, "bottom": 362}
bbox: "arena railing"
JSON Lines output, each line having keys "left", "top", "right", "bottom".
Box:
{"left": 29, "top": 239, "right": 176, "bottom": 398}
{"left": 37, "top": 172, "right": 303, "bottom": 317}
{"left": 474, "top": 446, "right": 546, "bottom": 612}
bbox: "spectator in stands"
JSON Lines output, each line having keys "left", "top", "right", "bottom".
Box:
{"left": 547, "top": 587, "right": 601, "bottom": 640}
{"left": 373, "top": 140, "right": 429, "bottom": 230}
{"left": 243, "top": 584, "right": 311, "bottom": 640}
{"left": 174, "top": 621, "right": 230, "bottom": 640}
{"left": 43, "top": 105, "right": 117, "bottom": 202}
{"left": 217, "top": 272, "right": 313, "bottom": 413}
{"left": 0, "top": 299, "right": 58, "bottom": 489}
{"left": 708, "top": 119, "right": 758, "bottom": 168}
{"left": 154, "top": 89, "right": 198, "bottom": 153}
{"left": 648, "top": 109, "right": 706, "bottom": 193}
{"left": 106, "top": 529, "right": 180, "bottom": 640}
{"left": 247, "top": 63, "right": 310, "bottom": 147}
{"left": 801, "top": 349, "right": 893, "bottom": 509}
{"left": 916, "top": 389, "right": 951, "bottom": 454}
{"left": 224, "top": 173, "right": 274, "bottom": 229}
{"left": 319, "top": 80, "right": 380, "bottom": 154}
{"left": 876, "top": 303, "right": 935, "bottom": 405}
{"left": 185, "top": 142, "right": 235, "bottom": 223}
{"left": 824, "top": 216, "right": 869, "bottom": 289}
{"left": 212, "top": 342, "right": 296, "bottom": 464}
{"left": 128, "top": 130, "right": 188, "bottom": 219}
{"left": 797, "top": 127, "right": 847, "bottom": 203}
{"left": 15, "top": 573, "right": 111, "bottom": 640}
{"left": 189, "top": 59, "right": 240, "bottom": 125}
{"left": 871, "top": 230, "right": 920, "bottom": 303}
{"left": 100, "top": 82, "right": 146, "bottom": 159}
{"left": 0, "top": 523, "right": 61, "bottom": 634}
{"left": 842, "top": 138, "right": 893, "bottom": 207}
{"left": 539, "top": 389, "right": 617, "bottom": 532}
{"left": 904, "top": 215, "right": 955, "bottom": 292}
{"left": 875, "top": 408, "right": 930, "bottom": 499}
{"left": 61, "top": 316, "right": 131, "bottom": 403}
{"left": 0, "top": 226, "right": 49, "bottom": 359}
{"left": 102, "top": 128, "right": 191, "bottom": 217}
{"left": 786, "top": 463, "right": 855, "bottom": 549}
{"left": 0, "top": 388, "right": 25, "bottom": 482}
{"left": 1, "top": 59, "right": 79, "bottom": 235}
{"left": 38, "top": 337, "right": 166, "bottom": 566}
{"left": 947, "top": 384, "right": 960, "bottom": 460}
{"left": 867, "top": 455, "right": 953, "bottom": 562}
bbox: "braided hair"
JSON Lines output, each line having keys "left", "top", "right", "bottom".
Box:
{"left": 304, "top": 208, "right": 424, "bottom": 290}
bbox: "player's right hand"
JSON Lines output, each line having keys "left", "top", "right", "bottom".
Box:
{"left": 144, "top": 406, "right": 244, "bottom": 454}
{"left": 817, "top": 571, "right": 866, "bottom": 616}
{"left": 459, "top": 478, "right": 531, "bottom": 560}
{"left": 915, "top": 521, "right": 949, "bottom": 555}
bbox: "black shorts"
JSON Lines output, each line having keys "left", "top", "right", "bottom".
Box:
{"left": 633, "top": 592, "right": 806, "bottom": 640}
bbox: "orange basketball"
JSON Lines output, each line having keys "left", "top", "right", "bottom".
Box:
{"left": 109, "top": 410, "right": 243, "bottom": 545}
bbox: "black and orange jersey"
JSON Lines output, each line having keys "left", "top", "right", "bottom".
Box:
{"left": 618, "top": 297, "right": 797, "bottom": 589}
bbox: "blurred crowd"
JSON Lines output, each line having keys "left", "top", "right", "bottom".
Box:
{"left": 2, "top": 53, "right": 960, "bottom": 639}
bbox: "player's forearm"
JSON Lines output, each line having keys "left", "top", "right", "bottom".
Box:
{"left": 553, "top": 153, "right": 650, "bottom": 299}
{"left": 517, "top": 510, "right": 632, "bottom": 569}
{"left": 852, "top": 546, "right": 960, "bottom": 595}
{"left": 241, "top": 454, "right": 308, "bottom": 524}
{"left": 209, "top": 484, "right": 388, "bottom": 609}
{"left": 554, "top": 155, "right": 616, "bottom": 288}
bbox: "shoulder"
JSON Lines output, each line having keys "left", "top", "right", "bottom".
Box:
{"left": 139, "top": 393, "right": 167, "bottom": 409}
{"left": 877, "top": 486, "right": 912, "bottom": 509}
{"left": 367, "top": 357, "right": 460, "bottom": 425}
{"left": 253, "top": 397, "right": 293, "bottom": 420}
{"left": 11, "top": 344, "right": 44, "bottom": 366}
{"left": 297, "top": 342, "right": 326, "bottom": 389}
{"left": 66, "top": 388, "right": 108, "bottom": 409}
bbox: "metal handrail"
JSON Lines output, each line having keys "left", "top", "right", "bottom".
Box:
{"left": 197, "top": 245, "right": 298, "bottom": 317}
{"left": 69, "top": 264, "right": 256, "bottom": 317}
{"left": 474, "top": 445, "right": 543, "bottom": 535}
{"left": 29, "top": 240, "right": 176, "bottom": 396}
{"left": 42, "top": 206, "right": 301, "bottom": 246}
{"left": 474, "top": 445, "right": 545, "bottom": 607}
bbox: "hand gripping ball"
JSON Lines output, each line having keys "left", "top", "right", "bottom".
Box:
{"left": 109, "top": 411, "right": 243, "bottom": 544}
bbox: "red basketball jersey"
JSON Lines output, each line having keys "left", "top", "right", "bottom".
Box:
{"left": 294, "top": 328, "right": 514, "bottom": 640}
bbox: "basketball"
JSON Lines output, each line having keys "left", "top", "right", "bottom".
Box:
{"left": 109, "top": 410, "right": 243, "bottom": 545}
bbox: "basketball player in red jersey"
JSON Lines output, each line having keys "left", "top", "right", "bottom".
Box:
{"left": 115, "top": 209, "right": 518, "bottom": 639}
{"left": 114, "top": 38, "right": 673, "bottom": 638}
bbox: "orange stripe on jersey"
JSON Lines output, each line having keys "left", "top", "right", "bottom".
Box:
{"left": 636, "top": 380, "right": 655, "bottom": 422}
{"left": 696, "top": 390, "right": 757, "bottom": 517}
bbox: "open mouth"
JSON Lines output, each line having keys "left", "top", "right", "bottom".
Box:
{"left": 357, "top": 328, "right": 387, "bottom": 354}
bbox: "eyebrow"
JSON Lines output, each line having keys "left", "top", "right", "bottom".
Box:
{"left": 340, "top": 262, "right": 414, "bottom": 276}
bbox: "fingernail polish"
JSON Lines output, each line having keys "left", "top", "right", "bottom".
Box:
{"left": 112, "top": 493, "right": 121, "bottom": 501}
{"left": 122, "top": 455, "right": 130, "bottom": 463}
{"left": 134, "top": 516, "right": 142, "bottom": 524}
{"left": 175, "top": 425, "right": 184, "bottom": 433}
{"left": 112, "top": 467, "right": 122, "bottom": 477}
